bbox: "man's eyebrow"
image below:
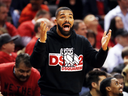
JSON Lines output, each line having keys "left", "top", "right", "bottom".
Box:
{"left": 60, "top": 13, "right": 65, "bottom": 16}
{"left": 69, "top": 13, "right": 73, "bottom": 15}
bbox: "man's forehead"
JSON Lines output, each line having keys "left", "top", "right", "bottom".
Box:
{"left": 58, "top": 10, "right": 73, "bottom": 15}
{"left": 111, "top": 78, "right": 118, "bottom": 83}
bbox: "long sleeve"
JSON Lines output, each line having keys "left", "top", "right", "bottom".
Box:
{"left": 30, "top": 40, "right": 47, "bottom": 69}
{"left": 83, "top": 39, "right": 108, "bottom": 68}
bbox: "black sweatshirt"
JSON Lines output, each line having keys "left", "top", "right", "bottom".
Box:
{"left": 30, "top": 25, "right": 108, "bottom": 96}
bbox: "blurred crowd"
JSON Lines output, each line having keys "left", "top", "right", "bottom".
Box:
{"left": 0, "top": 0, "right": 128, "bottom": 96}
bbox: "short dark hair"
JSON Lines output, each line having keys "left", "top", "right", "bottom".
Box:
{"left": 15, "top": 53, "right": 31, "bottom": 68}
{"left": 55, "top": 7, "right": 73, "bottom": 18}
{"left": 73, "top": 20, "right": 83, "bottom": 30}
{"left": 113, "top": 73, "right": 124, "bottom": 79}
{"left": 121, "top": 46, "right": 128, "bottom": 59}
{"left": 86, "top": 69, "right": 107, "bottom": 90}
{"left": 100, "top": 77, "right": 114, "bottom": 96}
{"left": 35, "top": 9, "right": 50, "bottom": 17}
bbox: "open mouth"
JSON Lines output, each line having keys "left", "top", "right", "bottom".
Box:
{"left": 119, "top": 88, "right": 123, "bottom": 93}
{"left": 63, "top": 24, "right": 70, "bottom": 31}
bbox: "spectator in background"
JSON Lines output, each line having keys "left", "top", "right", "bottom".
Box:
{"left": 113, "top": 73, "right": 128, "bottom": 96}
{"left": 0, "top": 53, "right": 41, "bottom": 96}
{"left": 122, "top": 65, "right": 128, "bottom": 92}
{"left": 0, "top": 0, "right": 20, "bottom": 28}
{"left": 58, "top": 0, "right": 83, "bottom": 19}
{"left": 19, "top": 0, "right": 49, "bottom": 25}
{"left": 25, "top": 18, "right": 53, "bottom": 55}
{"left": 83, "top": 0, "right": 109, "bottom": 29}
{"left": 104, "top": 0, "right": 128, "bottom": 32}
{"left": 86, "top": 30, "right": 97, "bottom": 49}
{"left": 104, "top": 29, "right": 128, "bottom": 73}
{"left": 73, "top": 19, "right": 87, "bottom": 38}
{"left": 83, "top": 14, "right": 104, "bottom": 49}
{"left": 18, "top": 10, "right": 51, "bottom": 47}
{"left": 108, "top": 16, "right": 124, "bottom": 44}
{"left": 0, "top": 33, "right": 18, "bottom": 64}
{"left": 112, "top": 46, "right": 128, "bottom": 73}
{"left": 100, "top": 77, "right": 123, "bottom": 96}
{"left": 81, "top": 69, "right": 107, "bottom": 96}
{"left": 0, "top": 2, "right": 18, "bottom": 37}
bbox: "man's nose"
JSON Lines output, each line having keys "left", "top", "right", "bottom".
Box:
{"left": 65, "top": 17, "right": 69, "bottom": 22}
{"left": 23, "top": 72, "right": 27, "bottom": 77}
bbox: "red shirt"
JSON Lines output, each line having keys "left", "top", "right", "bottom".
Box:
{"left": 0, "top": 51, "right": 17, "bottom": 64}
{"left": 0, "top": 62, "right": 41, "bottom": 96}
{"left": 17, "top": 20, "right": 35, "bottom": 38}
{"left": 6, "top": 22, "right": 18, "bottom": 36}
{"left": 96, "top": 32, "right": 103, "bottom": 49}
{"left": 25, "top": 36, "right": 38, "bottom": 55}
{"left": 96, "top": 0, "right": 105, "bottom": 15}
{"left": 19, "top": 3, "right": 49, "bottom": 24}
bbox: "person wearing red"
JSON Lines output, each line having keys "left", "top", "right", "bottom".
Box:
{"left": 18, "top": 10, "right": 51, "bottom": 47}
{"left": 0, "top": 33, "right": 18, "bottom": 64}
{"left": 25, "top": 18, "right": 53, "bottom": 55}
{"left": 19, "top": 0, "right": 49, "bottom": 25}
{"left": 84, "top": 14, "right": 114, "bottom": 49}
{"left": 0, "top": 3, "right": 18, "bottom": 37}
{"left": 0, "top": 53, "right": 41, "bottom": 96}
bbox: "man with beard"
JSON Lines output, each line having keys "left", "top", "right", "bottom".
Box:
{"left": 0, "top": 53, "right": 41, "bottom": 96}
{"left": 30, "top": 7, "right": 111, "bottom": 96}
{"left": 100, "top": 77, "right": 123, "bottom": 96}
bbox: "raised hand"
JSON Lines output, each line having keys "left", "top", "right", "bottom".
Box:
{"left": 39, "top": 21, "right": 48, "bottom": 43}
{"left": 101, "top": 29, "right": 111, "bottom": 51}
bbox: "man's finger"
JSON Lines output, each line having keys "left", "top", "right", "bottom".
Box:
{"left": 103, "top": 31, "right": 107, "bottom": 37}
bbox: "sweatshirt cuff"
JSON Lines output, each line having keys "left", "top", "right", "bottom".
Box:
{"left": 34, "top": 39, "right": 46, "bottom": 51}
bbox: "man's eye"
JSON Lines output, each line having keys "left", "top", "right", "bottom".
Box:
{"left": 116, "top": 82, "right": 118, "bottom": 85}
{"left": 20, "top": 70, "right": 24, "bottom": 73}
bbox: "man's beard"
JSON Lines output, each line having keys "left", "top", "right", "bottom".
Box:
{"left": 57, "top": 24, "right": 74, "bottom": 36}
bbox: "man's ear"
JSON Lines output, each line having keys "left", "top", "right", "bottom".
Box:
{"left": 106, "top": 86, "right": 111, "bottom": 92}
{"left": 91, "top": 82, "right": 97, "bottom": 88}
{"left": 54, "top": 19, "right": 57, "bottom": 25}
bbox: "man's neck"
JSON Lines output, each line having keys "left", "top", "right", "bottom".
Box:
{"left": 90, "top": 89, "right": 101, "bottom": 96}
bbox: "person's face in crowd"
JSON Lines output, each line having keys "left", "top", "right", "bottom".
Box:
{"left": 0, "top": 6, "right": 8, "bottom": 23}
{"left": 87, "top": 34, "right": 95, "bottom": 47}
{"left": 118, "top": 35, "right": 128, "bottom": 47}
{"left": 75, "top": 22, "right": 87, "bottom": 38}
{"left": 30, "top": 0, "right": 43, "bottom": 11}
{"left": 116, "top": 78, "right": 125, "bottom": 89}
{"left": 14, "top": 63, "right": 31, "bottom": 82}
{"left": 55, "top": 10, "right": 74, "bottom": 36}
{"left": 108, "top": 78, "right": 123, "bottom": 96}
{"left": 1, "top": 0, "right": 12, "bottom": 10}
{"left": 95, "top": 76, "right": 106, "bottom": 92}
{"left": 2, "top": 41, "right": 15, "bottom": 54}
{"left": 118, "top": 0, "right": 128, "bottom": 9}
{"left": 115, "top": 16, "right": 124, "bottom": 29}
{"left": 69, "top": 0, "right": 76, "bottom": 5}
{"left": 85, "top": 15, "right": 99, "bottom": 27}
